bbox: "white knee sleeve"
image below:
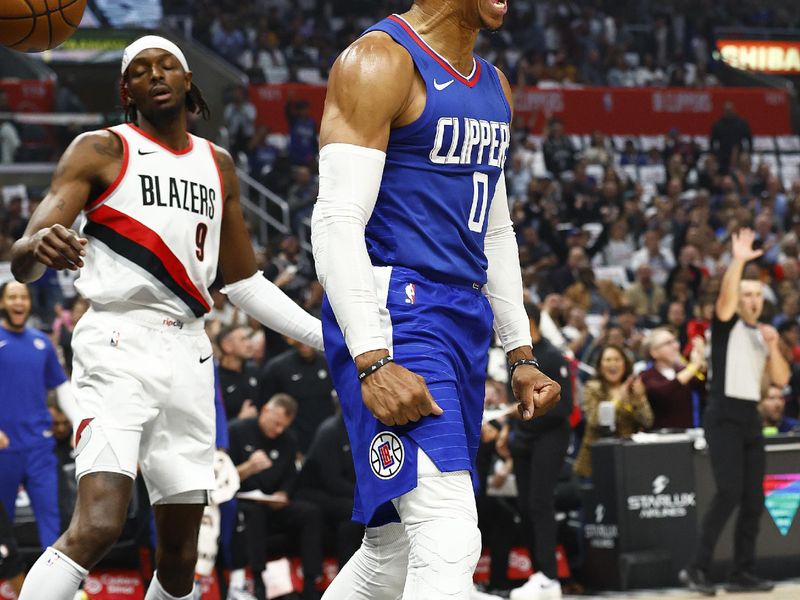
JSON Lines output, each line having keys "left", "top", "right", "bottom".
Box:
{"left": 322, "top": 522, "right": 409, "bottom": 600}
{"left": 394, "top": 450, "right": 481, "bottom": 599}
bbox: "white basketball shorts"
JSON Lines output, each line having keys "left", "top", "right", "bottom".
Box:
{"left": 71, "top": 306, "right": 216, "bottom": 504}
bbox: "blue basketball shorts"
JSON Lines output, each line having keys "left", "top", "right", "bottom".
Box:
{"left": 322, "top": 266, "right": 493, "bottom": 526}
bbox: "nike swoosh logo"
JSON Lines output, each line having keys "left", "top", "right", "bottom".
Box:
{"left": 433, "top": 79, "right": 454, "bottom": 91}
{"left": 0, "top": 340, "right": 7, "bottom": 349}
{"left": 199, "top": 354, "right": 212, "bottom": 363}
{"left": 138, "top": 149, "right": 157, "bottom": 156}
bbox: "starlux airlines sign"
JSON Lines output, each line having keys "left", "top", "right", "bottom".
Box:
{"left": 717, "top": 40, "right": 800, "bottom": 74}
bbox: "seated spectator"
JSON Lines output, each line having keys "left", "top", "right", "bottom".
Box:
{"left": 287, "top": 165, "right": 318, "bottom": 232}
{"left": 564, "top": 267, "right": 619, "bottom": 316}
{"left": 542, "top": 117, "right": 576, "bottom": 178}
{"left": 212, "top": 14, "right": 247, "bottom": 66}
{"left": 240, "top": 30, "right": 290, "bottom": 84}
{"left": 293, "top": 411, "right": 363, "bottom": 568}
{"left": 631, "top": 229, "right": 675, "bottom": 287}
{"left": 640, "top": 328, "right": 706, "bottom": 430}
{"left": 759, "top": 384, "right": 800, "bottom": 434}
{"left": 246, "top": 125, "right": 280, "bottom": 179}
{"left": 574, "top": 345, "right": 653, "bottom": 480}
{"left": 286, "top": 100, "right": 318, "bottom": 167}
{"left": 625, "top": 264, "right": 666, "bottom": 327}
{"left": 223, "top": 85, "right": 257, "bottom": 158}
{"left": 663, "top": 300, "right": 689, "bottom": 349}
{"left": 217, "top": 324, "right": 261, "bottom": 421}
{"left": 593, "top": 220, "right": 636, "bottom": 268}
{"left": 230, "top": 394, "right": 323, "bottom": 600}
{"left": 550, "top": 247, "right": 588, "bottom": 294}
{"left": 259, "top": 337, "right": 335, "bottom": 455}
{"left": 619, "top": 139, "right": 646, "bottom": 167}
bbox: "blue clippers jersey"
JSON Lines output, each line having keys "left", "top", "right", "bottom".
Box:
{"left": 364, "top": 15, "right": 511, "bottom": 286}
{"left": 0, "top": 325, "right": 67, "bottom": 450}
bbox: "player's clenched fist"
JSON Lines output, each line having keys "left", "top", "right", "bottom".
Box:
{"left": 512, "top": 365, "right": 561, "bottom": 420}
{"left": 357, "top": 351, "right": 443, "bottom": 426}
{"left": 31, "top": 223, "right": 87, "bottom": 271}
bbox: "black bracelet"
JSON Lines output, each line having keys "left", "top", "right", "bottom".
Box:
{"left": 509, "top": 357, "right": 540, "bottom": 378}
{"left": 358, "top": 356, "right": 394, "bottom": 381}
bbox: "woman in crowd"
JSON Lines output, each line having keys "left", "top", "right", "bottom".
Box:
{"left": 574, "top": 345, "right": 653, "bottom": 479}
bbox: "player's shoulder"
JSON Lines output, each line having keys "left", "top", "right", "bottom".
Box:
{"left": 332, "top": 31, "right": 415, "bottom": 87}
{"left": 492, "top": 65, "right": 514, "bottom": 111}
{"left": 59, "top": 128, "right": 125, "bottom": 173}
{"left": 207, "top": 141, "right": 234, "bottom": 168}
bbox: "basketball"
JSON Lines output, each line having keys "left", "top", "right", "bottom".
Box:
{"left": 0, "top": 0, "right": 87, "bottom": 53}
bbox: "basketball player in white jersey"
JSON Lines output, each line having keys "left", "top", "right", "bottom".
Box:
{"left": 11, "top": 36, "right": 323, "bottom": 600}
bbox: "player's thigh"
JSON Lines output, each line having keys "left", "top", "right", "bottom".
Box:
{"left": 71, "top": 312, "right": 162, "bottom": 480}
{"left": 139, "top": 332, "right": 215, "bottom": 504}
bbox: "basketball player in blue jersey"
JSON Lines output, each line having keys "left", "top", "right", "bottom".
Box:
{"left": 12, "top": 36, "right": 323, "bottom": 600}
{"left": 312, "top": 1, "right": 561, "bottom": 598}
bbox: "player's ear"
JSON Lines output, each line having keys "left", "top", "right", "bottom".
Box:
{"left": 184, "top": 70, "right": 193, "bottom": 93}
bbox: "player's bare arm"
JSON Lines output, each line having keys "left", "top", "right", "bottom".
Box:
{"left": 318, "top": 33, "right": 442, "bottom": 426}
{"left": 484, "top": 66, "right": 560, "bottom": 420}
{"left": 11, "top": 131, "right": 124, "bottom": 282}
{"left": 213, "top": 144, "right": 323, "bottom": 350}
{"left": 213, "top": 145, "right": 259, "bottom": 283}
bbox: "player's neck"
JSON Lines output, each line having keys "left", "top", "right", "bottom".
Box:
{"left": 134, "top": 114, "right": 190, "bottom": 153}
{"left": 403, "top": 3, "right": 479, "bottom": 77}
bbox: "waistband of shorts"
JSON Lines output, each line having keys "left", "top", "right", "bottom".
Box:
{"left": 88, "top": 305, "right": 206, "bottom": 333}
{"left": 384, "top": 265, "right": 485, "bottom": 295}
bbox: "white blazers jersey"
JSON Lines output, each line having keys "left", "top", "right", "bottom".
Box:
{"left": 75, "top": 123, "right": 223, "bottom": 321}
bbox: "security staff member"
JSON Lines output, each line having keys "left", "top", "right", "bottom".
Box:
{"left": 501, "top": 302, "right": 573, "bottom": 598}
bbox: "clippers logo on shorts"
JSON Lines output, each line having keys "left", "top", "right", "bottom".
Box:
{"left": 74, "top": 418, "right": 94, "bottom": 455}
{"left": 369, "top": 432, "right": 404, "bottom": 479}
{"left": 405, "top": 283, "right": 416, "bottom": 304}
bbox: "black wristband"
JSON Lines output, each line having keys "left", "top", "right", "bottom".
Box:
{"left": 510, "top": 357, "right": 540, "bottom": 378}
{"left": 358, "top": 356, "right": 394, "bottom": 381}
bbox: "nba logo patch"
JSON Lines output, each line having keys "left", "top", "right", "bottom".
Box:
{"left": 369, "top": 432, "right": 404, "bottom": 479}
{"left": 405, "top": 283, "right": 416, "bottom": 304}
{"left": 110, "top": 331, "right": 120, "bottom": 347}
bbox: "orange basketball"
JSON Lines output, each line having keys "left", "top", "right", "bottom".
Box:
{"left": 0, "top": 0, "right": 87, "bottom": 53}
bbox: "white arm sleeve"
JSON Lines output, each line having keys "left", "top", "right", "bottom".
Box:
{"left": 484, "top": 176, "right": 532, "bottom": 353}
{"left": 311, "top": 143, "right": 388, "bottom": 359}
{"left": 55, "top": 382, "right": 80, "bottom": 426}
{"left": 221, "top": 271, "right": 324, "bottom": 351}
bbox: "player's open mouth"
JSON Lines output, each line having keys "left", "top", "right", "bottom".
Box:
{"left": 489, "top": 0, "right": 508, "bottom": 17}
{"left": 8, "top": 308, "right": 26, "bottom": 321}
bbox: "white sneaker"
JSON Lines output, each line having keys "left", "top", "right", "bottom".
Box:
{"left": 226, "top": 586, "right": 258, "bottom": 600}
{"left": 471, "top": 585, "right": 504, "bottom": 600}
{"left": 509, "top": 572, "right": 562, "bottom": 600}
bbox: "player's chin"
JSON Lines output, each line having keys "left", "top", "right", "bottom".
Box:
{"left": 479, "top": 0, "right": 507, "bottom": 31}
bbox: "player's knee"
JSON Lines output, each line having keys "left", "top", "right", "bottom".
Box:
{"left": 65, "top": 517, "right": 125, "bottom": 554}
{"left": 410, "top": 518, "right": 481, "bottom": 576}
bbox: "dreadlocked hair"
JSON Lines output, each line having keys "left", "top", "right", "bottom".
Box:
{"left": 120, "top": 78, "right": 211, "bottom": 123}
